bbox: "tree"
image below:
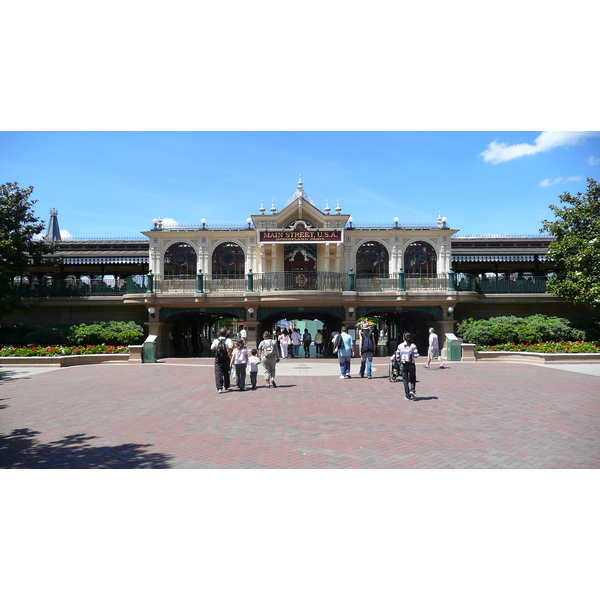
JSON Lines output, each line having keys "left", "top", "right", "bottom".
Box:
{"left": 0, "top": 182, "right": 56, "bottom": 317}
{"left": 541, "top": 178, "right": 600, "bottom": 309}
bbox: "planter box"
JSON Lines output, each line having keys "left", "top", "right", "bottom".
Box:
{"left": 0, "top": 354, "right": 130, "bottom": 368}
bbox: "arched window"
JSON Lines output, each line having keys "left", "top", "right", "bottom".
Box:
{"left": 164, "top": 242, "right": 197, "bottom": 278}
{"left": 356, "top": 241, "right": 389, "bottom": 277}
{"left": 212, "top": 242, "right": 245, "bottom": 278}
{"left": 404, "top": 241, "right": 437, "bottom": 276}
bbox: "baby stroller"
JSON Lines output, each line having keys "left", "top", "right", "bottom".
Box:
{"left": 389, "top": 356, "right": 401, "bottom": 382}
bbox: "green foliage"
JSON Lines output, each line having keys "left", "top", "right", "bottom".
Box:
{"left": 67, "top": 321, "right": 144, "bottom": 346}
{"left": 456, "top": 314, "right": 588, "bottom": 346}
{"left": 0, "top": 321, "right": 144, "bottom": 347}
{"left": 0, "top": 183, "right": 57, "bottom": 317}
{"left": 541, "top": 178, "right": 600, "bottom": 309}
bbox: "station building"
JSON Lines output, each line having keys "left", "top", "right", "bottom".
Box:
{"left": 8, "top": 178, "right": 579, "bottom": 358}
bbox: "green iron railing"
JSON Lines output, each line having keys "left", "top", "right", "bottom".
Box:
{"left": 11, "top": 273, "right": 550, "bottom": 297}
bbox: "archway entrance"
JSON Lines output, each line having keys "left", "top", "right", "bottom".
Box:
{"left": 356, "top": 307, "right": 441, "bottom": 355}
{"left": 257, "top": 306, "right": 345, "bottom": 357}
{"left": 162, "top": 307, "right": 246, "bottom": 357}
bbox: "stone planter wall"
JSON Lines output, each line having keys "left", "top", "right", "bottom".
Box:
{"left": 0, "top": 353, "right": 131, "bottom": 368}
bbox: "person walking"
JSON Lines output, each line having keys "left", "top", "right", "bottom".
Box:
{"left": 314, "top": 329, "right": 323, "bottom": 357}
{"left": 302, "top": 328, "right": 312, "bottom": 358}
{"left": 393, "top": 331, "right": 420, "bottom": 400}
{"left": 248, "top": 348, "right": 260, "bottom": 390}
{"left": 210, "top": 327, "right": 234, "bottom": 393}
{"left": 258, "top": 331, "right": 280, "bottom": 388}
{"left": 334, "top": 326, "right": 354, "bottom": 379}
{"left": 278, "top": 329, "right": 290, "bottom": 358}
{"left": 230, "top": 339, "right": 249, "bottom": 391}
{"left": 358, "top": 321, "right": 375, "bottom": 378}
{"left": 291, "top": 327, "right": 302, "bottom": 358}
{"left": 240, "top": 325, "right": 248, "bottom": 344}
{"left": 425, "top": 327, "right": 445, "bottom": 369}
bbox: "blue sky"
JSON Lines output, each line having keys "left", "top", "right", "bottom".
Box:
{"left": 0, "top": 131, "right": 600, "bottom": 238}
{"left": 1, "top": 131, "right": 599, "bottom": 239}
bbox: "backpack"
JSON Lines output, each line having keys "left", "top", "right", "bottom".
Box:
{"left": 216, "top": 339, "right": 229, "bottom": 359}
{"left": 396, "top": 343, "right": 413, "bottom": 365}
{"left": 362, "top": 334, "right": 374, "bottom": 354}
{"left": 263, "top": 340, "right": 275, "bottom": 357}
{"left": 335, "top": 333, "right": 345, "bottom": 350}
{"left": 303, "top": 332, "right": 311, "bottom": 342}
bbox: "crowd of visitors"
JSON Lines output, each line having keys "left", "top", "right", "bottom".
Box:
{"left": 210, "top": 322, "right": 444, "bottom": 398}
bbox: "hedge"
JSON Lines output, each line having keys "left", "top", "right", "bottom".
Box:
{"left": 0, "top": 321, "right": 144, "bottom": 347}
{"left": 456, "top": 314, "right": 592, "bottom": 347}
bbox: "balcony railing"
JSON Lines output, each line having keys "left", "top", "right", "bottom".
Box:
{"left": 456, "top": 275, "right": 548, "bottom": 294}
{"left": 10, "top": 273, "right": 550, "bottom": 297}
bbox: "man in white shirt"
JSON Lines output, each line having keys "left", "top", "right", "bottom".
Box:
{"left": 425, "top": 327, "right": 445, "bottom": 369}
{"left": 240, "top": 325, "right": 247, "bottom": 342}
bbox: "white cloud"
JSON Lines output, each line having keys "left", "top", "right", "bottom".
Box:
{"left": 566, "top": 176, "right": 582, "bottom": 182}
{"left": 60, "top": 229, "right": 73, "bottom": 238}
{"left": 481, "top": 131, "right": 598, "bottom": 164}
{"left": 540, "top": 178, "right": 562, "bottom": 187}
{"left": 587, "top": 156, "right": 600, "bottom": 166}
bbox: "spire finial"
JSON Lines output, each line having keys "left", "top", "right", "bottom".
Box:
{"left": 45, "top": 206, "right": 61, "bottom": 241}
{"left": 259, "top": 199, "right": 265, "bottom": 214}
{"left": 335, "top": 199, "right": 341, "bottom": 214}
{"left": 270, "top": 199, "right": 277, "bottom": 214}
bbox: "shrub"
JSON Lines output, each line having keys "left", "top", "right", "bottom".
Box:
{"left": 457, "top": 314, "right": 588, "bottom": 346}
{"left": 67, "top": 321, "right": 144, "bottom": 346}
{"left": 0, "top": 321, "right": 145, "bottom": 347}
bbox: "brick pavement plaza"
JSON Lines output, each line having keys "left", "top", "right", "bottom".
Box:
{"left": 0, "top": 357, "right": 598, "bottom": 468}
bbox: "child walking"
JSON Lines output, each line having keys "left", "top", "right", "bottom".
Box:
{"left": 230, "top": 339, "right": 248, "bottom": 391}
{"left": 248, "top": 348, "right": 260, "bottom": 390}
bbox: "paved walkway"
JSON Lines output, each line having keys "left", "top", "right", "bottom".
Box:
{"left": 1, "top": 358, "right": 598, "bottom": 468}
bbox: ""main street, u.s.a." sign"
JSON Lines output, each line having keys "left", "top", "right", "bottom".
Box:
{"left": 259, "top": 230, "right": 343, "bottom": 243}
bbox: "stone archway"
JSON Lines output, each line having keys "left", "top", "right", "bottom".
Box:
{"left": 356, "top": 306, "right": 443, "bottom": 355}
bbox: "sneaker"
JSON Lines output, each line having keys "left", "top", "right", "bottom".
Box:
{"left": 405, "top": 395, "right": 412, "bottom": 400}
{"left": 217, "top": 389, "right": 222, "bottom": 394}
{"left": 409, "top": 391, "right": 417, "bottom": 400}
{"left": 271, "top": 381, "right": 277, "bottom": 388}
{"left": 346, "top": 374, "right": 351, "bottom": 378}
{"left": 339, "top": 375, "right": 346, "bottom": 379}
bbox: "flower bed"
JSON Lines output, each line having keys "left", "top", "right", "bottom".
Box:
{"left": 0, "top": 344, "right": 129, "bottom": 357}
{"left": 475, "top": 341, "right": 600, "bottom": 353}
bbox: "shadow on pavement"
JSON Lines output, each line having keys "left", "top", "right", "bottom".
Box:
{"left": 0, "top": 428, "right": 173, "bottom": 469}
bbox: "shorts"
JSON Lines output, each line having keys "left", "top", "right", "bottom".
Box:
{"left": 428, "top": 348, "right": 439, "bottom": 359}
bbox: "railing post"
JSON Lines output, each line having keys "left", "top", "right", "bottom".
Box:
{"left": 448, "top": 269, "right": 455, "bottom": 292}
{"left": 247, "top": 269, "right": 254, "bottom": 292}
{"left": 398, "top": 268, "right": 405, "bottom": 292}
{"left": 147, "top": 271, "right": 154, "bottom": 294}
{"left": 348, "top": 268, "right": 355, "bottom": 292}
{"left": 196, "top": 269, "right": 204, "bottom": 293}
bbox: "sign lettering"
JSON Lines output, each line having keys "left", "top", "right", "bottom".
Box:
{"left": 259, "top": 230, "right": 343, "bottom": 243}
